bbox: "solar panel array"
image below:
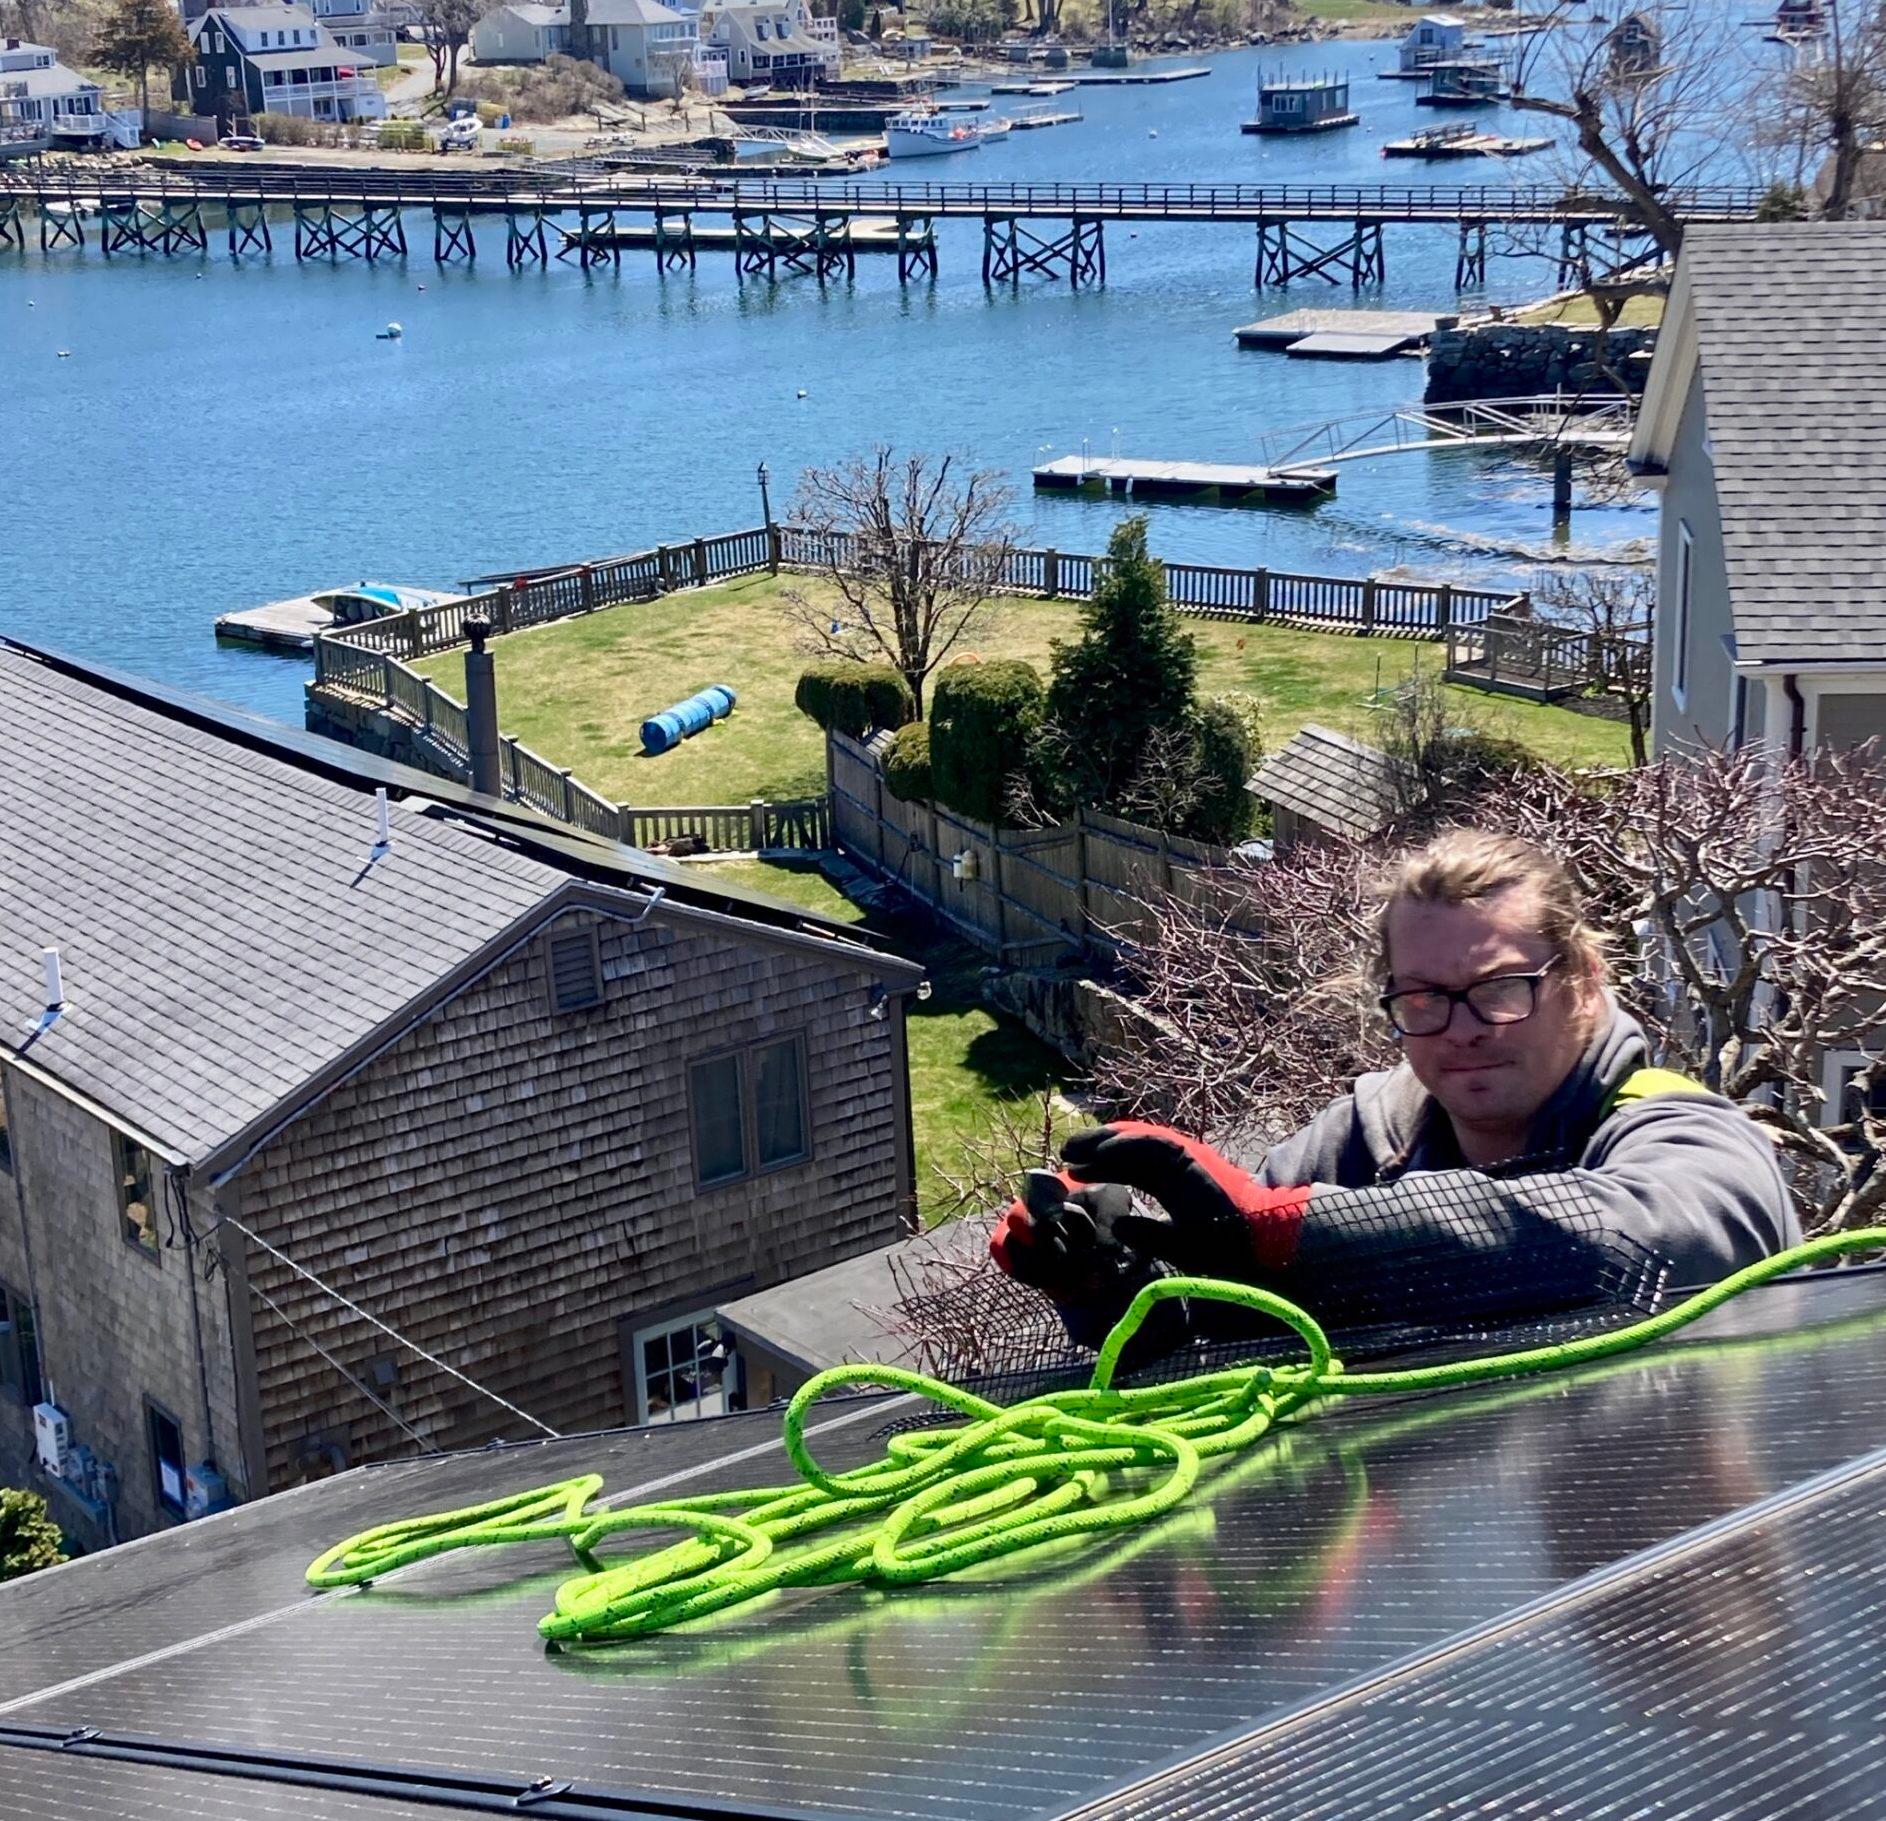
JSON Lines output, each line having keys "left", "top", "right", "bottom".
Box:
{"left": 2, "top": 1272, "right": 1884, "bottom": 1821}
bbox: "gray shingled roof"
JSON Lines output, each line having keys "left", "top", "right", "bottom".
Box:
{"left": 0, "top": 646, "right": 570, "bottom": 1165}
{"left": 1681, "top": 224, "right": 1886, "bottom": 667}
{"left": 1249, "top": 723, "right": 1402, "bottom": 840}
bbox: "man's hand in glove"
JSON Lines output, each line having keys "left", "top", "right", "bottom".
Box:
{"left": 1060, "top": 1121, "right": 1309, "bottom": 1277}
{"left": 989, "top": 1169, "right": 1149, "bottom": 1302}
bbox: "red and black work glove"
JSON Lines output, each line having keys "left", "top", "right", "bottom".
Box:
{"left": 990, "top": 1169, "right": 1147, "bottom": 1301}
{"left": 1060, "top": 1121, "right": 1309, "bottom": 1277}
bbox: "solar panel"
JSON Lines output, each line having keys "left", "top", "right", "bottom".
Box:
{"left": 2, "top": 1270, "right": 1884, "bottom": 1821}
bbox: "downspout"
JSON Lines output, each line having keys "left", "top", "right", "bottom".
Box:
{"left": 167, "top": 1168, "right": 220, "bottom": 1484}
{"left": 1784, "top": 671, "right": 1806, "bottom": 756}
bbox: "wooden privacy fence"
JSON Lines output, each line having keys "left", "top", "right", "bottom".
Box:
{"left": 829, "top": 730, "right": 1229, "bottom": 959}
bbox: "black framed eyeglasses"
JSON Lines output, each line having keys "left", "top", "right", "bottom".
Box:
{"left": 1379, "top": 956, "right": 1563, "bottom": 1038}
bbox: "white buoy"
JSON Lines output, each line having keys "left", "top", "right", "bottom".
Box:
{"left": 376, "top": 322, "right": 403, "bottom": 340}
{"left": 796, "top": 388, "right": 808, "bottom": 398}
{"left": 1148, "top": 128, "right": 1158, "bottom": 138}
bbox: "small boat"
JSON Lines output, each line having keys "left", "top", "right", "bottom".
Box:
{"left": 885, "top": 110, "right": 984, "bottom": 157}
{"left": 214, "top": 583, "right": 464, "bottom": 654}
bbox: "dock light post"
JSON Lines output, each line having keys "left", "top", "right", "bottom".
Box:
{"left": 757, "top": 460, "right": 773, "bottom": 528}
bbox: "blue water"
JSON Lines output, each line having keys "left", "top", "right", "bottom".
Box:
{"left": 2, "top": 38, "right": 1669, "bottom": 724}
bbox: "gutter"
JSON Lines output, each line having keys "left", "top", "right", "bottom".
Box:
{"left": 1784, "top": 672, "right": 1806, "bottom": 756}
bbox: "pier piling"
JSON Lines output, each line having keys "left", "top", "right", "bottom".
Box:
{"left": 505, "top": 203, "right": 550, "bottom": 267}
{"left": 226, "top": 198, "right": 272, "bottom": 256}
{"left": 432, "top": 204, "right": 476, "bottom": 263}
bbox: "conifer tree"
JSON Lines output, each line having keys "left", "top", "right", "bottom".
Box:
{"left": 93, "top": 0, "right": 194, "bottom": 116}
{"left": 1042, "top": 516, "right": 1197, "bottom": 813}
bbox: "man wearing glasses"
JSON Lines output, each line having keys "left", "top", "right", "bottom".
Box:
{"left": 993, "top": 829, "right": 1797, "bottom": 1337}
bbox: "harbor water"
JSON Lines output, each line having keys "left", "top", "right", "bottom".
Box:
{"left": 1, "top": 39, "right": 1663, "bottom": 725}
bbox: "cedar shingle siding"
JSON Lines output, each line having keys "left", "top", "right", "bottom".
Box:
{"left": 241, "top": 910, "right": 903, "bottom": 1483}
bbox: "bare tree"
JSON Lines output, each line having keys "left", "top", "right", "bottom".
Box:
{"left": 1509, "top": 2, "right": 1750, "bottom": 263}
{"left": 418, "top": 0, "right": 483, "bottom": 93}
{"left": 1760, "top": 0, "right": 1886, "bottom": 218}
{"left": 782, "top": 450, "right": 1016, "bottom": 716}
{"left": 1534, "top": 568, "right": 1656, "bottom": 766}
{"left": 1101, "top": 744, "right": 1886, "bottom": 1234}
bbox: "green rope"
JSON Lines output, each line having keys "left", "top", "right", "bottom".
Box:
{"left": 305, "top": 1230, "right": 1886, "bottom": 1647}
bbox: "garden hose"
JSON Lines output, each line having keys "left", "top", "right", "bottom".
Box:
{"left": 306, "top": 1229, "right": 1886, "bottom": 1647}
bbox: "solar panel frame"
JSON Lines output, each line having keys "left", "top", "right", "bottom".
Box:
{"left": 3, "top": 1270, "right": 1884, "bottom": 1821}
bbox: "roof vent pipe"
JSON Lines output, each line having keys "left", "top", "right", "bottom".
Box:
{"left": 373, "top": 787, "right": 392, "bottom": 855}
{"left": 42, "top": 946, "right": 63, "bottom": 1011}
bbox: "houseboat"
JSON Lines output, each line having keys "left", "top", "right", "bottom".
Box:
{"left": 1242, "top": 71, "right": 1357, "bottom": 134}
{"left": 1384, "top": 13, "right": 1467, "bottom": 77}
{"left": 1415, "top": 59, "right": 1508, "bottom": 105}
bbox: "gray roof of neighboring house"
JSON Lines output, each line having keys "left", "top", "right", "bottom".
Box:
{"left": 0, "top": 641, "right": 915, "bottom": 1172}
{"left": 585, "top": 0, "right": 691, "bottom": 24}
{"left": 1680, "top": 223, "right": 1886, "bottom": 667}
{"left": 0, "top": 62, "right": 100, "bottom": 97}
{"left": 1249, "top": 722, "right": 1403, "bottom": 840}
{"left": 495, "top": 2, "right": 568, "bottom": 23}
{"left": 248, "top": 47, "right": 361, "bottom": 69}
{"left": 716, "top": 1220, "right": 988, "bottom": 1375}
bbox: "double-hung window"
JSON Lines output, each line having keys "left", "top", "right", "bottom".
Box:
{"left": 114, "top": 1130, "right": 160, "bottom": 1262}
{"left": 688, "top": 1037, "right": 809, "bottom": 1188}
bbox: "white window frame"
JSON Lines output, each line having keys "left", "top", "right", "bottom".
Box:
{"left": 631, "top": 1308, "right": 731, "bottom": 1424}
{"left": 1671, "top": 520, "right": 1693, "bottom": 710}
{"left": 1822, "top": 1048, "right": 1885, "bottom": 1132}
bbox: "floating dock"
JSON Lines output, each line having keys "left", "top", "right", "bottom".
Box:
{"left": 214, "top": 593, "right": 342, "bottom": 653}
{"left": 1382, "top": 129, "right": 1552, "bottom": 159}
{"left": 1234, "top": 308, "right": 1453, "bottom": 357}
{"left": 990, "top": 79, "right": 1076, "bottom": 95}
{"left": 1060, "top": 65, "right": 1211, "bottom": 84}
{"left": 1033, "top": 455, "right": 1335, "bottom": 502}
{"left": 1005, "top": 105, "right": 1083, "bottom": 130}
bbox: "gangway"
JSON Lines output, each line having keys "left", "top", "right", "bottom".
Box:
{"left": 1260, "top": 392, "right": 1636, "bottom": 475}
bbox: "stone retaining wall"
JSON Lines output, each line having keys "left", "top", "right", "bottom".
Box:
{"left": 1425, "top": 322, "right": 1659, "bottom": 402}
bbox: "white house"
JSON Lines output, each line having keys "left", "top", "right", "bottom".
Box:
{"left": 1629, "top": 222, "right": 1886, "bottom": 1137}
{"left": 1399, "top": 13, "right": 1465, "bottom": 72}
{"left": 307, "top": 0, "right": 401, "bottom": 67}
{"left": 471, "top": 2, "right": 571, "bottom": 64}
{"left": 180, "top": 5, "right": 387, "bottom": 122}
{"left": 581, "top": 0, "right": 700, "bottom": 96}
{"left": 0, "top": 37, "right": 107, "bottom": 144}
{"left": 700, "top": 0, "right": 827, "bottom": 86}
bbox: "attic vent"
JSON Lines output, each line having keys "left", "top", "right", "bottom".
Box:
{"left": 547, "top": 928, "right": 603, "bottom": 1014}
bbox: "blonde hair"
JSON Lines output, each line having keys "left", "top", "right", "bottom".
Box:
{"left": 1373, "top": 830, "right": 1606, "bottom": 989}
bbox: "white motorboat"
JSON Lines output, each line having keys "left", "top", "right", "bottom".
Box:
{"left": 885, "top": 111, "right": 984, "bottom": 158}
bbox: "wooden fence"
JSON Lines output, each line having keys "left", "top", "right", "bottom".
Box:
{"left": 828, "top": 730, "right": 1229, "bottom": 959}
{"left": 1443, "top": 612, "right": 1651, "bottom": 703}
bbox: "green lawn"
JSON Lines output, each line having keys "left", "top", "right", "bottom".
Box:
{"left": 702, "top": 860, "right": 1070, "bottom": 1222}
{"left": 1513, "top": 295, "right": 1666, "bottom": 329}
{"left": 415, "top": 572, "right": 1631, "bottom": 808}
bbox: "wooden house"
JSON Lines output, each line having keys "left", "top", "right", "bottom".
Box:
{"left": 0, "top": 640, "right": 922, "bottom": 1546}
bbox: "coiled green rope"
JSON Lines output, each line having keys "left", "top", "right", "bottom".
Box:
{"left": 305, "top": 1231, "right": 1885, "bottom": 1647}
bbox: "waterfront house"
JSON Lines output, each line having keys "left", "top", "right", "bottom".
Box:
{"left": 0, "top": 640, "right": 922, "bottom": 1547}
{"left": 701, "top": 0, "right": 829, "bottom": 86}
{"left": 1248, "top": 724, "right": 1402, "bottom": 851}
{"left": 0, "top": 38, "right": 107, "bottom": 146}
{"left": 1398, "top": 13, "right": 1465, "bottom": 73}
{"left": 579, "top": 0, "right": 701, "bottom": 97}
{"left": 471, "top": 2, "right": 572, "bottom": 63}
{"left": 1629, "top": 222, "right": 1886, "bottom": 1131}
{"left": 307, "top": 0, "right": 402, "bottom": 67}
{"left": 179, "top": 4, "right": 388, "bottom": 124}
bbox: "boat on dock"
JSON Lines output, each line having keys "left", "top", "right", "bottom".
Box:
{"left": 214, "top": 583, "right": 464, "bottom": 654}
{"left": 1382, "top": 122, "right": 1549, "bottom": 158}
{"left": 885, "top": 110, "right": 985, "bottom": 157}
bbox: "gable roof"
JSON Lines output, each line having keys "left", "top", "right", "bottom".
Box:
{"left": 0, "top": 641, "right": 915, "bottom": 1171}
{"left": 585, "top": 0, "right": 690, "bottom": 23}
{"left": 1631, "top": 223, "right": 1886, "bottom": 669}
{"left": 1249, "top": 723, "right": 1402, "bottom": 841}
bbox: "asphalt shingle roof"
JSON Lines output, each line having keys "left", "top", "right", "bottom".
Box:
{"left": 0, "top": 646, "right": 567, "bottom": 1165}
{"left": 1249, "top": 723, "right": 1402, "bottom": 841}
{"left": 1681, "top": 223, "right": 1886, "bottom": 667}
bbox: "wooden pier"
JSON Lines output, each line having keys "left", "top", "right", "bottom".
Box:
{"left": 0, "top": 170, "right": 1762, "bottom": 290}
{"left": 1033, "top": 455, "right": 1336, "bottom": 503}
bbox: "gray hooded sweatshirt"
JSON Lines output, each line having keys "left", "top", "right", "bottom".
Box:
{"left": 1245, "top": 999, "right": 1799, "bottom": 1317}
